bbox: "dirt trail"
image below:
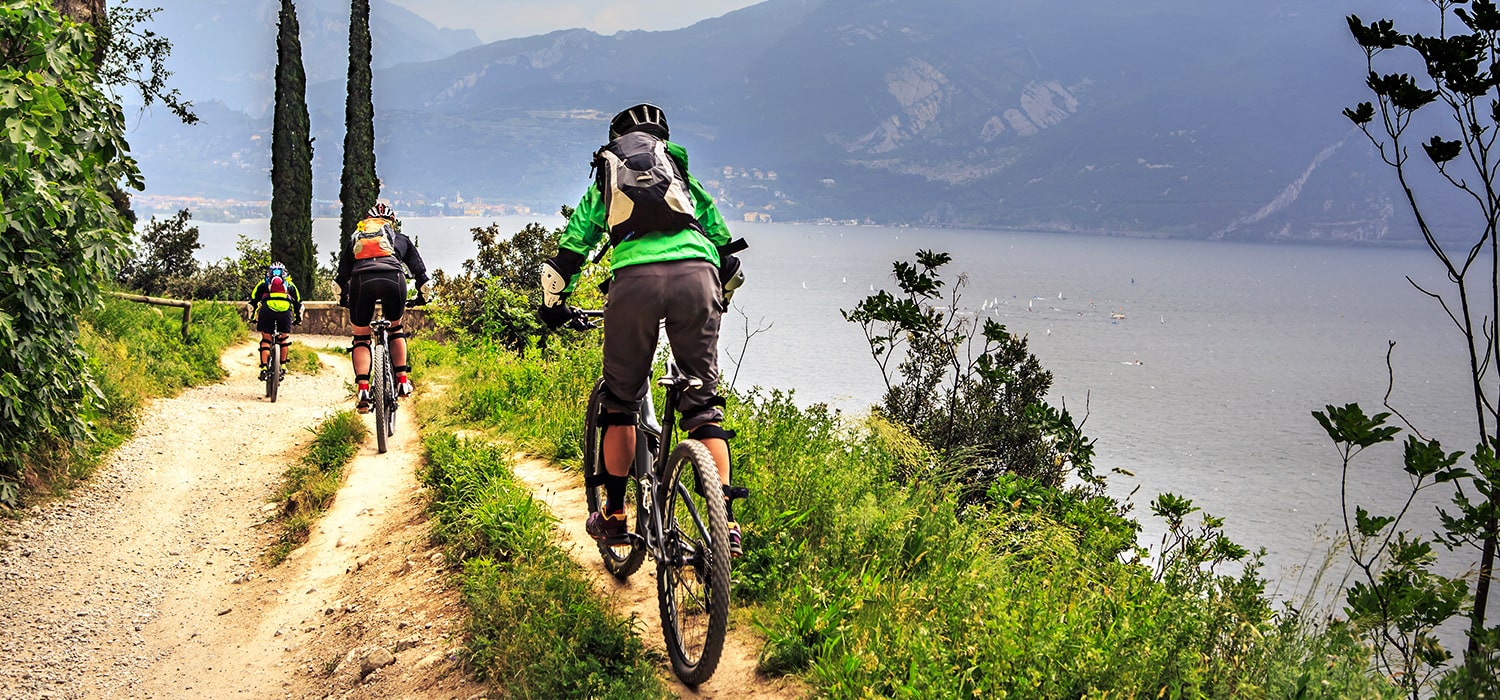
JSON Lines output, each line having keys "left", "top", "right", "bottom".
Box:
{"left": 0, "top": 337, "right": 481, "bottom": 700}
{"left": 511, "top": 459, "right": 806, "bottom": 700}
{"left": 0, "top": 337, "right": 802, "bottom": 700}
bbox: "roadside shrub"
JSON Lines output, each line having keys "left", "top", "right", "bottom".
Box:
{"left": 116, "top": 208, "right": 201, "bottom": 295}
{"left": 844, "top": 250, "right": 1096, "bottom": 502}
{"left": 430, "top": 215, "right": 563, "bottom": 350}
{"left": 162, "top": 234, "right": 271, "bottom": 301}
{"left": 1, "top": 3, "right": 140, "bottom": 494}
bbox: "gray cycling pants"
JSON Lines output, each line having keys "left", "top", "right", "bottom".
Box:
{"left": 601, "top": 259, "right": 724, "bottom": 430}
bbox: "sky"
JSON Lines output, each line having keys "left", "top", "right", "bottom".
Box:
{"left": 382, "top": 0, "right": 764, "bottom": 42}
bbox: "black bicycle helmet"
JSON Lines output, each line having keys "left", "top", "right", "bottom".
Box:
{"left": 609, "top": 103, "right": 669, "bottom": 140}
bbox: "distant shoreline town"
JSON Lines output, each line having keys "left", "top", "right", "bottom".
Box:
{"left": 132, "top": 165, "right": 794, "bottom": 226}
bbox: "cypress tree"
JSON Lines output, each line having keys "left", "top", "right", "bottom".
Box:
{"left": 338, "top": 0, "right": 378, "bottom": 265}
{"left": 269, "top": 0, "right": 316, "bottom": 296}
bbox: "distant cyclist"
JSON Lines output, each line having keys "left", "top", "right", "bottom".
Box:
{"left": 540, "top": 103, "right": 749, "bottom": 555}
{"left": 248, "top": 261, "right": 303, "bottom": 381}
{"left": 336, "top": 202, "right": 429, "bottom": 413}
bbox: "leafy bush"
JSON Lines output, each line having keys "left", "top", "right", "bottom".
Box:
{"left": 167, "top": 234, "right": 272, "bottom": 301}
{"left": 1340, "top": 4, "right": 1500, "bottom": 690}
{"left": 429, "top": 217, "right": 560, "bottom": 349}
{"left": 1, "top": 3, "right": 140, "bottom": 489}
{"left": 843, "top": 250, "right": 1095, "bottom": 499}
{"left": 117, "top": 208, "right": 202, "bottom": 295}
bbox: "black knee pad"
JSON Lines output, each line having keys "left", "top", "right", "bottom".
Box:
{"left": 276, "top": 333, "right": 290, "bottom": 348}
{"left": 350, "top": 334, "right": 372, "bottom": 353}
{"left": 597, "top": 410, "right": 636, "bottom": 439}
{"left": 389, "top": 330, "right": 409, "bottom": 341}
{"left": 688, "top": 424, "right": 736, "bottom": 442}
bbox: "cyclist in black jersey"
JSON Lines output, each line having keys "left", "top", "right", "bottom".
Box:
{"left": 336, "top": 203, "right": 429, "bottom": 413}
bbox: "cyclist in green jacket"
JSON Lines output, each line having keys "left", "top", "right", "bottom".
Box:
{"left": 248, "top": 261, "right": 303, "bottom": 381}
{"left": 540, "top": 103, "right": 748, "bottom": 556}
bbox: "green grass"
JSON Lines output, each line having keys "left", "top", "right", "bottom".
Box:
{"left": 283, "top": 341, "right": 325, "bottom": 374}
{"left": 413, "top": 332, "right": 1402, "bottom": 698}
{"left": 266, "top": 411, "right": 368, "bottom": 565}
{"left": 420, "top": 432, "right": 666, "bottom": 699}
{"left": 14, "top": 297, "right": 246, "bottom": 497}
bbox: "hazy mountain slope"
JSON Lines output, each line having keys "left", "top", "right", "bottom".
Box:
{"left": 144, "top": 0, "right": 480, "bottom": 115}
{"left": 133, "top": 0, "right": 1458, "bottom": 242}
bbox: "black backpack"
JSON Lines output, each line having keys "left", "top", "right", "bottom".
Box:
{"left": 592, "top": 131, "right": 702, "bottom": 248}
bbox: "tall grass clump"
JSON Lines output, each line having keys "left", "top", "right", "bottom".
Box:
{"left": 725, "top": 389, "right": 1396, "bottom": 698}
{"left": 415, "top": 336, "right": 603, "bottom": 464}
{"left": 10, "top": 296, "right": 244, "bottom": 503}
{"left": 268, "top": 410, "right": 367, "bottom": 564}
{"left": 421, "top": 433, "right": 665, "bottom": 699}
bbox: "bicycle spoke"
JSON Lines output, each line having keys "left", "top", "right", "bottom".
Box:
{"left": 657, "top": 440, "right": 729, "bottom": 685}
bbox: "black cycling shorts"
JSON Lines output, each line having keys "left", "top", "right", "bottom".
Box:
{"left": 256, "top": 309, "right": 294, "bottom": 335}
{"left": 349, "top": 270, "right": 406, "bottom": 327}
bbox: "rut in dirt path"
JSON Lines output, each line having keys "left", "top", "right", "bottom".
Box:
{"left": 512, "top": 457, "right": 807, "bottom": 700}
{"left": 0, "top": 338, "right": 481, "bottom": 700}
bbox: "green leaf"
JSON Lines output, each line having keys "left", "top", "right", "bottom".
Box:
{"left": 1354, "top": 506, "right": 1395, "bottom": 538}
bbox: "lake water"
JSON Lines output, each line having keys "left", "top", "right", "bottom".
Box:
{"left": 195, "top": 216, "right": 1492, "bottom": 612}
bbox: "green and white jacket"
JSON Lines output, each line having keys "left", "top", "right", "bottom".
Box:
{"left": 556, "top": 140, "right": 732, "bottom": 292}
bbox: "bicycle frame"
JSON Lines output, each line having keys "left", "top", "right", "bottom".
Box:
{"left": 366, "top": 304, "right": 401, "bottom": 452}
{"left": 578, "top": 308, "right": 731, "bottom": 685}
{"left": 624, "top": 360, "right": 698, "bottom": 558}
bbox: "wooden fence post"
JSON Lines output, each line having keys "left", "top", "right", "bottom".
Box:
{"left": 107, "top": 292, "right": 195, "bottom": 340}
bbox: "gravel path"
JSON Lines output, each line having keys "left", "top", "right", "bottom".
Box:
{"left": 0, "top": 337, "right": 481, "bottom": 700}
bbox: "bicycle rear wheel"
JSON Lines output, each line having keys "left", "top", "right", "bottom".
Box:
{"left": 267, "top": 346, "right": 281, "bottom": 403}
{"left": 657, "top": 439, "right": 730, "bottom": 686}
{"left": 373, "top": 344, "right": 389, "bottom": 454}
{"left": 583, "top": 379, "right": 645, "bottom": 578}
{"left": 381, "top": 348, "right": 397, "bottom": 439}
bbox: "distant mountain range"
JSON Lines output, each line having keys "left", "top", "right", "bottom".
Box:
{"left": 130, "top": 0, "right": 1456, "bottom": 243}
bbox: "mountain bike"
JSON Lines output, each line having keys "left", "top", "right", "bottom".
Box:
{"left": 256, "top": 314, "right": 291, "bottom": 403}
{"left": 575, "top": 309, "right": 732, "bottom": 686}
{"left": 367, "top": 297, "right": 423, "bottom": 454}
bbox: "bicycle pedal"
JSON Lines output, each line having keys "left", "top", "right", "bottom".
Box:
{"left": 602, "top": 532, "right": 644, "bottom": 547}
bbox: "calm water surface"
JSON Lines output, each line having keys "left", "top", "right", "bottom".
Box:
{"left": 197, "top": 217, "right": 1490, "bottom": 608}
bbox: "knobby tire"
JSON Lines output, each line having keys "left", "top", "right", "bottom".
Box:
{"left": 381, "top": 347, "right": 397, "bottom": 440}
{"left": 584, "top": 379, "right": 645, "bottom": 578}
{"left": 373, "top": 343, "right": 389, "bottom": 454}
{"left": 267, "top": 347, "right": 281, "bottom": 403}
{"left": 657, "top": 439, "right": 730, "bottom": 686}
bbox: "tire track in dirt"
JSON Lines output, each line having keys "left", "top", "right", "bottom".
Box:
{"left": 512, "top": 458, "right": 806, "bottom": 700}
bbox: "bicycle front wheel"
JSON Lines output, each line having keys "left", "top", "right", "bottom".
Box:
{"left": 657, "top": 439, "right": 730, "bottom": 686}
{"left": 373, "top": 343, "right": 389, "bottom": 454}
{"left": 583, "top": 379, "right": 645, "bottom": 578}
